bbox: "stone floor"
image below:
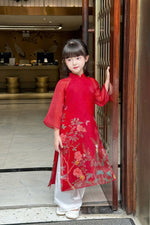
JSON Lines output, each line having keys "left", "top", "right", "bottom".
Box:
{"left": 0, "top": 207, "right": 141, "bottom": 225}
{"left": 0, "top": 99, "right": 54, "bottom": 169}
{"left": 0, "top": 99, "right": 141, "bottom": 225}
{"left": 0, "top": 171, "right": 108, "bottom": 209}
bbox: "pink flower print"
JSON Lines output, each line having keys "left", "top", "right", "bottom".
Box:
{"left": 60, "top": 133, "right": 66, "bottom": 142}
{"left": 77, "top": 125, "right": 86, "bottom": 132}
{"left": 74, "top": 151, "right": 82, "bottom": 162}
{"left": 73, "top": 168, "right": 83, "bottom": 178}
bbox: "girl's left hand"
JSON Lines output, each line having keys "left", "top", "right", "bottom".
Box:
{"left": 106, "top": 66, "right": 110, "bottom": 82}
{"left": 105, "top": 66, "right": 110, "bottom": 92}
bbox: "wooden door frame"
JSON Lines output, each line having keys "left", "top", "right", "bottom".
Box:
{"left": 122, "top": 0, "right": 138, "bottom": 214}
{"left": 111, "top": 0, "right": 120, "bottom": 210}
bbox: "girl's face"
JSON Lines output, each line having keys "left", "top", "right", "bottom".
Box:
{"left": 65, "top": 55, "right": 89, "bottom": 76}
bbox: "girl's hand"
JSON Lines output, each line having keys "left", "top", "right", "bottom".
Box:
{"left": 54, "top": 128, "right": 63, "bottom": 153}
{"left": 106, "top": 66, "right": 110, "bottom": 81}
{"left": 105, "top": 66, "right": 110, "bottom": 92}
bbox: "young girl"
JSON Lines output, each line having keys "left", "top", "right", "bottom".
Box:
{"left": 44, "top": 39, "right": 116, "bottom": 219}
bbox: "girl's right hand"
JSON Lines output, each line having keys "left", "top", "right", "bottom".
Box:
{"left": 54, "top": 128, "right": 63, "bottom": 153}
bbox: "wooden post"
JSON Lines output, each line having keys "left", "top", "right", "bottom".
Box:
{"left": 82, "top": 0, "right": 89, "bottom": 45}
{"left": 122, "top": 0, "right": 138, "bottom": 214}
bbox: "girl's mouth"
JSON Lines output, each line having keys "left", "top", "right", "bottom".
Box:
{"left": 73, "top": 67, "right": 78, "bottom": 69}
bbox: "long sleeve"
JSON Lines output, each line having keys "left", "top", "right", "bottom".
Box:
{"left": 43, "top": 79, "right": 67, "bottom": 129}
{"left": 90, "top": 78, "right": 110, "bottom": 106}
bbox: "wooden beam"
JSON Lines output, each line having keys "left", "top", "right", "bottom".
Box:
{"left": 0, "top": 6, "right": 93, "bottom": 16}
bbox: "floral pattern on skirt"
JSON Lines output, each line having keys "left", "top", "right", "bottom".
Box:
{"left": 59, "top": 116, "right": 116, "bottom": 191}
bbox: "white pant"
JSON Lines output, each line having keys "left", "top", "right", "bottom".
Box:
{"left": 54, "top": 154, "right": 85, "bottom": 211}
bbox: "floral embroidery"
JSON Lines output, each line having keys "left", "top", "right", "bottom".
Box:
{"left": 77, "top": 125, "right": 86, "bottom": 132}
{"left": 59, "top": 117, "right": 116, "bottom": 191}
{"left": 74, "top": 151, "right": 82, "bottom": 161}
{"left": 95, "top": 144, "right": 98, "bottom": 153}
{"left": 61, "top": 124, "right": 66, "bottom": 130}
{"left": 73, "top": 168, "right": 83, "bottom": 178}
{"left": 60, "top": 117, "right": 88, "bottom": 154}
{"left": 80, "top": 175, "right": 85, "bottom": 180}
{"left": 113, "top": 174, "right": 116, "bottom": 179}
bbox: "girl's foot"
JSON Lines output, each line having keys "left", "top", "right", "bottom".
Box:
{"left": 66, "top": 209, "right": 80, "bottom": 219}
{"left": 56, "top": 207, "right": 66, "bottom": 216}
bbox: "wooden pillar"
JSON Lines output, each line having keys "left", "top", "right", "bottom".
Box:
{"left": 82, "top": 0, "right": 89, "bottom": 45}
{"left": 122, "top": 0, "right": 138, "bottom": 214}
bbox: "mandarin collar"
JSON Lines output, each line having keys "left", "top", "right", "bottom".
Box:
{"left": 69, "top": 73, "right": 85, "bottom": 78}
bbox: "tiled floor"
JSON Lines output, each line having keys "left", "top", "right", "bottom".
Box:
{"left": 0, "top": 99, "right": 108, "bottom": 208}
{"left": 0, "top": 99, "right": 54, "bottom": 169}
{"left": 0, "top": 171, "right": 108, "bottom": 209}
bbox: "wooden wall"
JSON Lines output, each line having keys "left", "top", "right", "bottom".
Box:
{"left": 0, "top": 30, "right": 80, "bottom": 64}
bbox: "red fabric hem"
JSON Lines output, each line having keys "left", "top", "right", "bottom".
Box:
{"left": 48, "top": 151, "right": 59, "bottom": 187}
{"left": 43, "top": 120, "right": 60, "bottom": 130}
{"left": 48, "top": 175, "right": 116, "bottom": 192}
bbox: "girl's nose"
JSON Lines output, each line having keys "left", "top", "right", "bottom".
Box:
{"left": 72, "top": 58, "right": 77, "bottom": 65}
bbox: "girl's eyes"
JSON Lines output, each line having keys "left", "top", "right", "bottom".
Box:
{"left": 76, "top": 57, "right": 80, "bottom": 60}
{"left": 66, "top": 58, "right": 71, "bottom": 62}
{"left": 66, "top": 56, "right": 81, "bottom": 61}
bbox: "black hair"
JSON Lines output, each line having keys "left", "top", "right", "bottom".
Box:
{"left": 62, "top": 39, "right": 89, "bottom": 77}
